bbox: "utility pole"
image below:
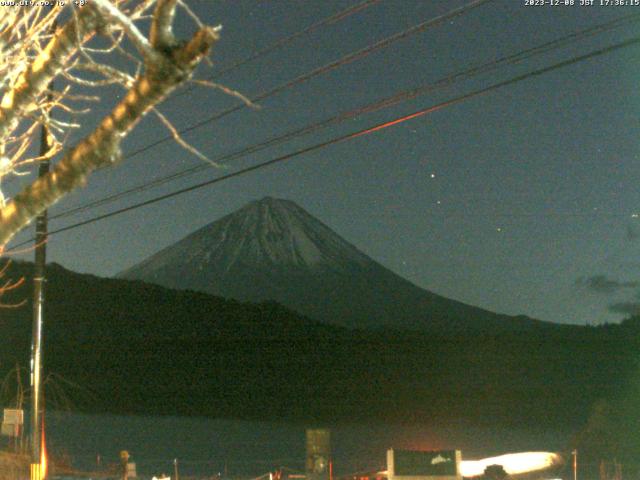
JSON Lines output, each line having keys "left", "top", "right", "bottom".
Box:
{"left": 572, "top": 449, "right": 578, "bottom": 480}
{"left": 31, "top": 84, "right": 53, "bottom": 480}
{"left": 174, "top": 458, "right": 179, "bottom": 480}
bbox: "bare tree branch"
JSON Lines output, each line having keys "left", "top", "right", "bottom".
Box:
{"left": 152, "top": 107, "right": 219, "bottom": 166}
{"left": 0, "top": 3, "right": 221, "bottom": 247}
{"left": 0, "top": 6, "right": 102, "bottom": 142}
{"left": 90, "top": 0, "right": 158, "bottom": 61}
{"left": 151, "top": 0, "right": 179, "bottom": 48}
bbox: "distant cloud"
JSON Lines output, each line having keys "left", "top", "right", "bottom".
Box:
{"left": 608, "top": 301, "right": 640, "bottom": 316}
{"left": 576, "top": 275, "right": 639, "bottom": 295}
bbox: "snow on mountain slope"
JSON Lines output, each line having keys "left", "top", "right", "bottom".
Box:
{"left": 119, "top": 197, "right": 545, "bottom": 331}
{"left": 121, "top": 197, "right": 368, "bottom": 277}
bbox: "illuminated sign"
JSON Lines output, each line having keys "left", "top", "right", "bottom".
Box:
{"left": 388, "top": 449, "right": 462, "bottom": 480}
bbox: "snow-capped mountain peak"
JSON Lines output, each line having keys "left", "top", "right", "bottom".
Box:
{"left": 120, "top": 197, "right": 369, "bottom": 280}
{"left": 120, "top": 197, "right": 542, "bottom": 331}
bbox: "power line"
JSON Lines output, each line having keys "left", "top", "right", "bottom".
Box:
{"left": 50, "top": 11, "right": 640, "bottom": 221}
{"left": 0, "top": 1, "right": 382, "bottom": 196}
{"left": 355, "top": 10, "right": 640, "bottom": 114}
{"left": 8, "top": 34, "right": 640, "bottom": 251}
{"left": 124, "top": 0, "right": 495, "bottom": 161}
{"left": 25, "top": 0, "right": 494, "bottom": 221}
{"left": 169, "top": 0, "right": 384, "bottom": 102}
{"left": 185, "top": 0, "right": 383, "bottom": 84}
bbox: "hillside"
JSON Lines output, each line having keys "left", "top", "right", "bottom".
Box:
{"left": 0, "top": 261, "right": 637, "bottom": 440}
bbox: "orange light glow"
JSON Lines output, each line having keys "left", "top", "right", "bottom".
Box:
{"left": 348, "top": 98, "right": 462, "bottom": 139}
{"left": 40, "top": 428, "right": 47, "bottom": 480}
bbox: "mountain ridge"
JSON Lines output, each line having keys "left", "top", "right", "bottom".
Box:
{"left": 1, "top": 260, "right": 639, "bottom": 465}
{"left": 119, "top": 197, "right": 550, "bottom": 332}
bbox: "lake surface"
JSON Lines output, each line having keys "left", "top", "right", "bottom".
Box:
{"left": 40, "top": 412, "right": 569, "bottom": 478}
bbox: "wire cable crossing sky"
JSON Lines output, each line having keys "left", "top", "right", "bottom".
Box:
{"left": 8, "top": 0, "right": 640, "bottom": 326}
{"left": 48, "top": 10, "right": 640, "bottom": 223}
{"left": 10, "top": 33, "right": 640, "bottom": 246}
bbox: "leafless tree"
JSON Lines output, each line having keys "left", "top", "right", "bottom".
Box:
{"left": 0, "top": 1, "right": 221, "bottom": 248}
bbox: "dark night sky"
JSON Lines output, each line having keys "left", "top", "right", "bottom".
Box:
{"left": 7, "top": 0, "right": 640, "bottom": 326}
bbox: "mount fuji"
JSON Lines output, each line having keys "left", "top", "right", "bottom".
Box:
{"left": 119, "top": 197, "right": 545, "bottom": 331}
